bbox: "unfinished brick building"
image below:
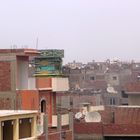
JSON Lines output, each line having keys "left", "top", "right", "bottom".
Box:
{"left": 0, "top": 49, "right": 39, "bottom": 110}
{"left": 74, "top": 106, "right": 140, "bottom": 140}
{"left": 0, "top": 49, "right": 73, "bottom": 140}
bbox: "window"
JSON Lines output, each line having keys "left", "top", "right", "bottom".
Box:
{"left": 2, "top": 120, "right": 13, "bottom": 140}
{"left": 137, "top": 73, "right": 140, "bottom": 81}
{"left": 110, "top": 98, "right": 116, "bottom": 105}
{"left": 19, "top": 118, "right": 31, "bottom": 139}
{"left": 121, "top": 91, "right": 128, "bottom": 98}
{"left": 112, "top": 76, "right": 117, "bottom": 80}
{"left": 41, "top": 100, "right": 46, "bottom": 113}
{"left": 90, "top": 76, "right": 95, "bottom": 80}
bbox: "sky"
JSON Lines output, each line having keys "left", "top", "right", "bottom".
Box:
{"left": 0, "top": 0, "right": 140, "bottom": 64}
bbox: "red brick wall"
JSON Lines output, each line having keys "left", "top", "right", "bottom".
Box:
{"left": 49, "top": 133, "right": 60, "bottom": 140}
{"left": 74, "top": 122, "right": 140, "bottom": 136}
{"left": 104, "top": 124, "right": 140, "bottom": 135}
{"left": 0, "top": 97, "right": 11, "bottom": 109}
{"left": 53, "top": 92, "right": 57, "bottom": 114}
{"left": 74, "top": 122, "right": 103, "bottom": 134}
{"left": 98, "top": 106, "right": 140, "bottom": 125}
{"left": 17, "top": 90, "right": 39, "bottom": 110}
{"left": 38, "top": 130, "right": 72, "bottom": 140}
{"left": 114, "top": 107, "right": 140, "bottom": 124}
{"left": 64, "top": 130, "right": 72, "bottom": 140}
{"left": 36, "top": 77, "right": 52, "bottom": 89}
{"left": 49, "top": 131, "right": 72, "bottom": 140}
{"left": 74, "top": 106, "right": 140, "bottom": 136}
{"left": 0, "top": 61, "right": 11, "bottom": 91}
{"left": 39, "top": 91, "right": 53, "bottom": 124}
{"left": 99, "top": 107, "right": 114, "bottom": 124}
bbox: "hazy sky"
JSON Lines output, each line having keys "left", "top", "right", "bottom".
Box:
{"left": 0, "top": 0, "right": 140, "bottom": 64}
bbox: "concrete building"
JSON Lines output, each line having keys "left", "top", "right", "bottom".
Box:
{"left": 0, "top": 110, "right": 37, "bottom": 140}
{"left": 125, "top": 82, "right": 140, "bottom": 105}
{"left": 0, "top": 49, "right": 72, "bottom": 140}
{"left": 63, "top": 60, "right": 133, "bottom": 106}
{"left": 32, "top": 49, "right": 69, "bottom": 124}
{"left": 0, "top": 49, "right": 39, "bottom": 110}
{"left": 74, "top": 106, "right": 140, "bottom": 140}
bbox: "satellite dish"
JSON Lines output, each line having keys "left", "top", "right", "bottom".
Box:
{"left": 82, "top": 109, "right": 88, "bottom": 115}
{"left": 75, "top": 112, "right": 82, "bottom": 119}
{"left": 107, "top": 85, "right": 117, "bottom": 94}
{"left": 85, "top": 111, "right": 101, "bottom": 122}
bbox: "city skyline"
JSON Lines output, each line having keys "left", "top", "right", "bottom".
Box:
{"left": 0, "top": 0, "right": 140, "bottom": 63}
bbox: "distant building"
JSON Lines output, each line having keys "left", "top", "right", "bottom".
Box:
{"left": 65, "top": 60, "right": 84, "bottom": 69}
{"left": 125, "top": 81, "right": 140, "bottom": 105}
{"left": 63, "top": 60, "right": 133, "bottom": 106}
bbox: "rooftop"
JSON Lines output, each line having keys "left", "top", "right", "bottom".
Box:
{"left": 0, "top": 49, "right": 39, "bottom": 56}
{"left": 117, "top": 105, "right": 140, "bottom": 108}
{"left": 0, "top": 110, "right": 38, "bottom": 117}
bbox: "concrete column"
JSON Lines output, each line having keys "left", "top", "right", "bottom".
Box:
{"left": 13, "top": 119, "right": 19, "bottom": 140}
{"left": 52, "top": 93, "right": 54, "bottom": 114}
{"left": 69, "top": 112, "right": 74, "bottom": 140}
{"left": 11, "top": 97, "right": 16, "bottom": 110}
{"left": 31, "top": 116, "right": 37, "bottom": 137}
{"left": 43, "top": 115, "right": 48, "bottom": 140}
{"left": 10, "top": 61, "right": 16, "bottom": 91}
{"left": 57, "top": 114, "right": 61, "bottom": 140}
{"left": 57, "top": 114, "right": 61, "bottom": 131}
{"left": 87, "top": 104, "right": 90, "bottom": 112}
{"left": 0, "top": 121, "right": 2, "bottom": 140}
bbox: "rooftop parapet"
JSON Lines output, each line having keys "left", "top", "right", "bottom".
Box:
{"left": 0, "top": 49, "right": 40, "bottom": 57}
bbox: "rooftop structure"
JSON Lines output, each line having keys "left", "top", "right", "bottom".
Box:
{"left": 0, "top": 48, "right": 71, "bottom": 140}
{"left": 34, "top": 49, "right": 64, "bottom": 76}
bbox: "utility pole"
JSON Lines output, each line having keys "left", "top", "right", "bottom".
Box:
{"left": 43, "top": 114, "right": 48, "bottom": 140}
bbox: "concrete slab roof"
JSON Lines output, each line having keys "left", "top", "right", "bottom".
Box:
{"left": 0, "top": 110, "right": 38, "bottom": 117}
{"left": 0, "top": 49, "right": 40, "bottom": 56}
{"left": 117, "top": 105, "right": 140, "bottom": 108}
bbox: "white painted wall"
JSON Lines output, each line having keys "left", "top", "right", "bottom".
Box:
{"left": 17, "top": 57, "right": 28, "bottom": 89}
{"left": 128, "top": 94, "right": 140, "bottom": 105}
{"left": 52, "top": 77, "right": 69, "bottom": 92}
{"left": 28, "top": 77, "right": 36, "bottom": 90}
{"left": 52, "top": 114, "right": 69, "bottom": 127}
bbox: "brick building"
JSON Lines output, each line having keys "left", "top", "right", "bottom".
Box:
{"left": 125, "top": 81, "right": 140, "bottom": 105}
{"left": 0, "top": 49, "right": 73, "bottom": 140}
{"left": 63, "top": 60, "right": 134, "bottom": 106}
{"left": 74, "top": 106, "right": 140, "bottom": 140}
{"left": 0, "top": 49, "right": 39, "bottom": 110}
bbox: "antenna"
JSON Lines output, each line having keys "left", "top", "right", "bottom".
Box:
{"left": 36, "top": 37, "right": 38, "bottom": 49}
{"left": 85, "top": 111, "right": 101, "bottom": 122}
